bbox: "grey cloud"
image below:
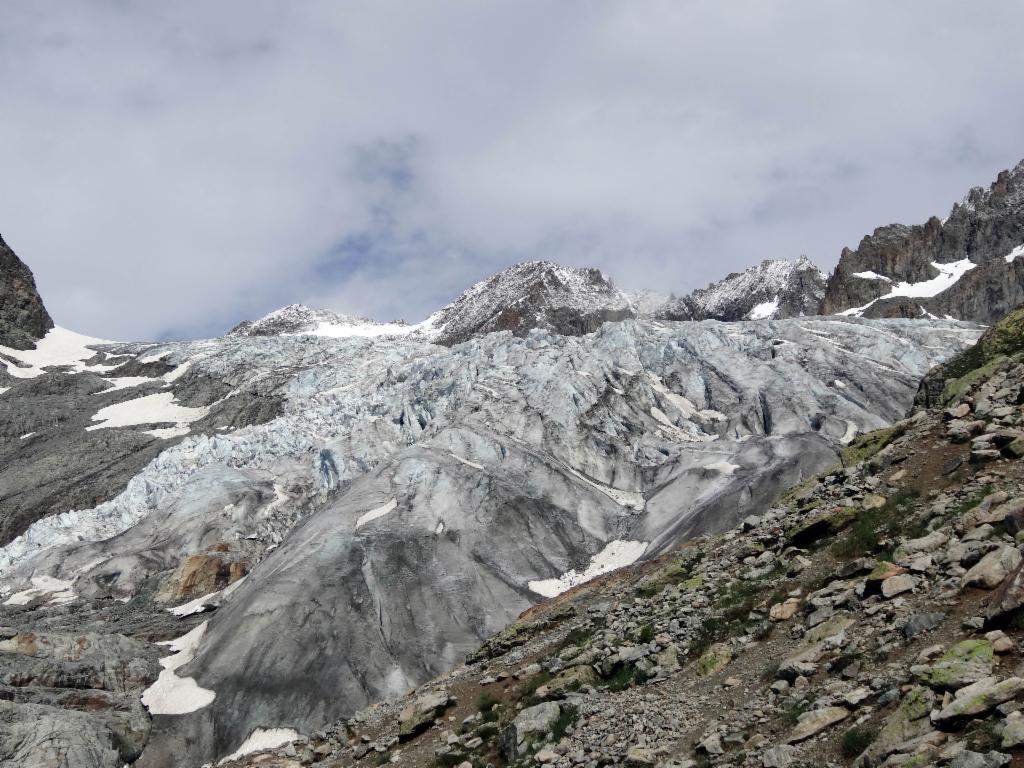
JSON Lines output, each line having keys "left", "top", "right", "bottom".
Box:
{"left": 1, "top": 1, "right": 1023, "bottom": 339}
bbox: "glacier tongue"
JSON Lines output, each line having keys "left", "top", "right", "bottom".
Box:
{"left": 0, "top": 315, "right": 982, "bottom": 768}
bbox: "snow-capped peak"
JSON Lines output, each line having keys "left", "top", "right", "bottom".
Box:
{"left": 228, "top": 304, "right": 418, "bottom": 339}
{"left": 653, "top": 257, "right": 827, "bottom": 322}
{"left": 424, "top": 260, "right": 635, "bottom": 346}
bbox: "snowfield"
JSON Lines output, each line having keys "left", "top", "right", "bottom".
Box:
{"left": 841, "top": 259, "right": 978, "bottom": 316}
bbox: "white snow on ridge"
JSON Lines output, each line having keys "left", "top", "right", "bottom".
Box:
{"left": 218, "top": 728, "right": 300, "bottom": 765}
{"left": 86, "top": 392, "right": 210, "bottom": 434}
{"left": 851, "top": 271, "right": 892, "bottom": 282}
{"left": 306, "top": 319, "right": 423, "bottom": 339}
{"left": 141, "top": 621, "right": 216, "bottom": 715}
{"left": 1006, "top": 244, "right": 1024, "bottom": 264}
{"left": 355, "top": 498, "right": 398, "bottom": 529}
{"left": 748, "top": 296, "right": 780, "bottom": 320}
{"left": 840, "top": 259, "right": 977, "bottom": 316}
{"left": 529, "top": 540, "right": 649, "bottom": 597}
{"left": 0, "top": 326, "right": 115, "bottom": 379}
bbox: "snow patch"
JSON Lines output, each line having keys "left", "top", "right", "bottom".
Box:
{"left": 840, "top": 259, "right": 977, "bottom": 316}
{"left": 99, "top": 376, "right": 158, "bottom": 392}
{"left": 86, "top": 392, "right": 210, "bottom": 434}
{"left": 218, "top": 728, "right": 300, "bottom": 765}
{"left": 0, "top": 326, "right": 115, "bottom": 379}
{"left": 168, "top": 576, "right": 248, "bottom": 617}
{"left": 163, "top": 361, "right": 192, "bottom": 383}
{"left": 851, "top": 271, "right": 892, "bottom": 282}
{"left": 141, "top": 621, "right": 216, "bottom": 715}
{"left": 355, "top": 498, "right": 398, "bottom": 529}
{"left": 1006, "top": 244, "right": 1024, "bottom": 264}
{"left": 747, "top": 296, "right": 780, "bottom": 320}
{"left": 18, "top": 432, "right": 35, "bottom": 440}
{"left": 3, "top": 575, "right": 75, "bottom": 606}
{"left": 449, "top": 452, "right": 485, "bottom": 471}
{"left": 529, "top": 540, "right": 649, "bottom": 597}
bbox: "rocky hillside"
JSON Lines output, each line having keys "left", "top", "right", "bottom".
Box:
{"left": 822, "top": 160, "right": 1024, "bottom": 322}
{"left": 655, "top": 257, "right": 827, "bottom": 322}
{"left": 223, "top": 304, "right": 1024, "bottom": 768}
{"left": 0, "top": 234, "right": 53, "bottom": 351}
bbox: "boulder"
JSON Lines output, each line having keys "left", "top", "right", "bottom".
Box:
{"left": 853, "top": 686, "right": 934, "bottom": 767}
{"left": 397, "top": 690, "right": 453, "bottom": 740}
{"left": 1001, "top": 711, "right": 1024, "bottom": 749}
{"left": 933, "top": 676, "right": 1024, "bottom": 725}
{"left": 862, "top": 494, "right": 887, "bottom": 510}
{"left": 697, "top": 643, "right": 732, "bottom": 676}
{"left": 786, "top": 706, "right": 849, "bottom": 743}
{"left": 881, "top": 574, "right": 917, "bottom": 598}
{"left": 785, "top": 507, "right": 858, "bottom": 548}
{"left": 903, "top": 612, "right": 945, "bottom": 640}
{"left": 770, "top": 599, "right": 801, "bottom": 621}
{"left": 499, "top": 702, "right": 562, "bottom": 759}
{"left": 963, "top": 546, "right": 1022, "bottom": 589}
{"left": 536, "top": 665, "right": 599, "bottom": 699}
{"left": 917, "top": 639, "right": 993, "bottom": 690}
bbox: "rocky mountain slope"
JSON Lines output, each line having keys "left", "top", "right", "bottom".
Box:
{"left": 0, "top": 234, "right": 53, "bottom": 351}
{"left": 822, "top": 160, "right": 1024, "bottom": 322}
{"left": 0, "top": 273, "right": 979, "bottom": 767}
{"left": 223, "top": 306, "right": 1024, "bottom": 768}
{"left": 655, "top": 257, "right": 827, "bottom": 322}
{"left": 424, "top": 261, "right": 635, "bottom": 346}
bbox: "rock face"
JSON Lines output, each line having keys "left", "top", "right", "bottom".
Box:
{"left": 654, "top": 257, "right": 827, "bottom": 322}
{"left": 426, "top": 261, "right": 635, "bottom": 345}
{"left": 822, "top": 160, "right": 1024, "bottom": 322}
{"left": 0, "top": 234, "right": 53, "bottom": 350}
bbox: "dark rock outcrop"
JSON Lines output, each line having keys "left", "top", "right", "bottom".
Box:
{"left": 0, "top": 234, "right": 53, "bottom": 350}
{"left": 822, "top": 160, "right": 1024, "bottom": 322}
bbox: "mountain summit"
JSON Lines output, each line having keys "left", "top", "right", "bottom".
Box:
{"left": 426, "top": 261, "right": 635, "bottom": 345}
{"left": 654, "top": 256, "right": 827, "bottom": 322}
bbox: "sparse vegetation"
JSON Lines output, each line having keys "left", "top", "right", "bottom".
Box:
{"left": 841, "top": 424, "right": 905, "bottom": 467}
{"left": 636, "top": 623, "right": 655, "bottom": 643}
{"left": 832, "top": 488, "right": 921, "bottom": 558}
{"left": 841, "top": 726, "right": 878, "bottom": 757}
{"left": 602, "top": 664, "right": 641, "bottom": 692}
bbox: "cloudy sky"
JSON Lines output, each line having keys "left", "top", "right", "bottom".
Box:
{"left": 2, "top": 2, "right": 1023, "bottom": 340}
